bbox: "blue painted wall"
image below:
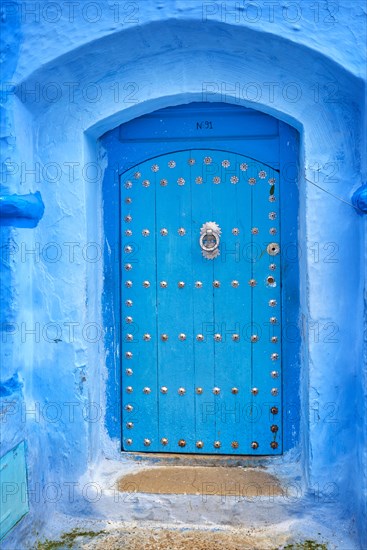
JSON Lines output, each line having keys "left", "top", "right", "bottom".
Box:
{"left": 0, "top": 0, "right": 366, "bottom": 547}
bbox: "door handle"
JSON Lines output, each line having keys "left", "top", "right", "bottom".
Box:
{"left": 200, "top": 222, "right": 221, "bottom": 259}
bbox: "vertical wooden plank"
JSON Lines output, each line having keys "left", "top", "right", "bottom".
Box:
{"left": 211, "top": 151, "right": 252, "bottom": 454}
{"left": 155, "top": 152, "right": 195, "bottom": 453}
{"left": 190, "top": 150, "right": 215, "bottom": 453}
{"left": 251, "top": 160, "right": 282, "bottom": 455}
{"left": 121, "top": 163, "right": 158, "bottom": 451}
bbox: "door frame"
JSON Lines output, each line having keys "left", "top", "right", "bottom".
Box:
{"left": 101, "top": 102, "right": 300, "bottom": 456}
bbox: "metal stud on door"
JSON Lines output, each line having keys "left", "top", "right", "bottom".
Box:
{"left": 121, "top": 150, "right": 281, "bottom": 454}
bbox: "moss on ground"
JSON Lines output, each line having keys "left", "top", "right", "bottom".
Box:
{"left": 282, "top": 541, "right": 328, "bottom": 550}
{"left": 35, "top": 529, "right": 105, "bottom": 550}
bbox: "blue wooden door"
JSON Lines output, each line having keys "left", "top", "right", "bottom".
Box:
{"left": 121, "top": 149, "right": 281, "bottom": 455}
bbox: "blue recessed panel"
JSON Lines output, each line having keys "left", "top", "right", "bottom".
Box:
{"left": 0, "top": 441, "right": 29, "bottom": 540}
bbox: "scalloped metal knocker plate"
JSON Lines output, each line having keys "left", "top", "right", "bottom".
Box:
{"left": 200, "top": 221, "right": 221, "bottom": 260}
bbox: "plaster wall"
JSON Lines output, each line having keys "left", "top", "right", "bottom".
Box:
{"left": 0, "top": 0, "right": 366, "bottom": 547}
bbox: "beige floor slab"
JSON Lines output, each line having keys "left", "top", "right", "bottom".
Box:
{"left": 81, "top": 527, "right": 291, "bottom": 550}
{"left": 117, "top": 466, "right": 283, "bottom": 497}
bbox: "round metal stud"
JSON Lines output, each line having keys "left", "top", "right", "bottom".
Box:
{"left": 270, "top": 316, "right": 277, "bottom": 324}
{"left": 126, "top": 368, "right": 133, "bottom": 376}
{"left": 269, "top": 196, "right": 276, "bottom": 202}
{"left": 178, "top": 227, "right": 186, "bottom": 235}
{"left": 125, "top": 264, "right": 132, "bottom": 271}
{"left": 251, "top": 227, "right": 259, "bottom": 234}
{"left": 179, "top": 333, "right": 186, "bottom": 341}
{"left": 230, "top": 176, "right": 239, "bottom": 184}
{"left": 160, "top": 178, "right": 168, "bottom": 186}
{"left": 271, "top": 406, "right": 279, "bottom": 415}
{"left": 267, "top": 243, "right": 280, "bottom": 256}
{"left": 144, "top": 438, "right": 151, "bottom": 446}
{"left": 251, "top": 441, "right": 259, "bottom": 449}
{"left": 195, "top": 176, "right": 203, "bottom": 184}
{"left": 232, "top": 334, "right": 240, "bottom": 342}
{"left": 125, "top": 280, "right": 133, "bottom": 288}
{"left": 126, "top": 334, "right": 133, "bottom": 341}
{"left": 196, "top": 441, "right": 204, "bottom": 449}
{"left": 125, "top": 404, "right": 133, "bottom": 412}
{"left": 213, "top": 176, "right": 221, "bottom": 184}
{"left": 271, "top": 336, "right": 278, "bottom": 343}
{"left": 240, "top": 163, "right": 248, "bottom": 171}
{"left": 134, "top": 171, "right": 141, "bottom": 179}
{"left": 213, "top": 441, "right": 221, "bottom": 449}
{"left": 124, "top": 181, "right": 132, "bottom": 189}
{"left": 125, "top": 229, "right": 132, "bottom": 237}
{"left": 125, "top": 316, "right": 133, "bottom": 323}
{"left": 251, "top": 387, "right": 259, "bottom": 395}
{"left": 178, "top": 281, "right": 185, "bottom": 288}
{"left": 160, "top": 386, "right": 168, "bottom": 394}
{"left": 142, "top": 180, "right": 150, "bottom": 187}
{"left": 270, "top": 441, "right": 278, "bottom": 449}
{"left": 231, "top": 387, "right": 239, "bottom": 394}
{"left": 269, "top": 212, "right": 277, "bottom": 220}
{"left": 196, "top": 387, "right": 203, "bottom": 394}
{"left": 231, "top": 441, "right": 239, "bottom": 449}
{"left": 126, "top": 422, "right": 133, "bottom": 429}
{"left": 161, "top": 334, "right": 169, "bottom": 341}
{"left": 160, "top": 228, "right": 168, "bottom": 236}
{"left": 143, "top": 280, "right": 150, "bottom": 288}
{"left": 248, "top": 177, "right": 256, "bottom": 185}
{"left": 160, "top": 281, "right": 168, "bottom": 288}
{"left": 269, "top": 299, "right": 277, "bottom": 307}
{"left": 259, "top": 170, "right": 267, "bottom": 179}
{"left": 168, "top": 160, "right": 176, "bottom": 168}
{"left": 213, "top": 280, "right": 220, "bottom": 288}
{"left": 125, "top": 438, "right": 133, "bottom": 445}
{"left": 177, "top": 178, "right": 185, "bottom": 186}
{"left": 142, "top": 229, "right": 150, "bottom": 237}
{"left": 143, "top": 387, "right": 151, "bottom": 394}
{"left": 271, "top": 370, "right": 279, "bottom": 378}
{"left": 232, "top": 228, "right": 240, "bottom": 235}
{"left": 214, "top": 333, "right": 222, "bottom": 342}
{"left": 143, "top": 334, "right": 151, "bottom": 341}
{"left": 271, "top": 388, "right": 279, "bottom": 396}
{"left": 269, "top": 264, "right": 277, "bottom": 271}
{"left": 196, "top": 334, "right": 204, "bottom": 342}
{"left": 271, "top": 425, "right": 279, "bottom": 433}
{"left": 231, "top": 280, "right": 239, "bottom": 288}
{"left": 249, "top": 279, "right": 257, "bottom": 287}
{"left": 151, "top": 164, "right": 159, "bottom": 172}
{"left": 125, "top": 351, "right": 133, "bottom": 359}
{"left": 222, "top": 160, "right": 230, "bottom": 168}
{"left": 269, "top": 178, "right": 276, "bottom": 185}
{"left": 270, "top": 227, "right": 277, "bottom": 235}
{"left": 204, "top": 156, "right": 212, "bottom": 164}
{"left": 195, "top": 281, "right": 203, "bottom": 288}
{"left": 251, "top": 334, "right": 259, "bottom": 343}
{"left": 178, "top": 439, "right": 186, "bottom": 447}
{"left": 267, "top": 276, "right": 275, "bottom": 285}
{"left": 188, "top": 158, "right": 196, "bottom": 166}
{"left": 126, "top": 386, "right": 133, "bottom": 393}
{"left": 161, "top": 438, "right": 168, "bottom": 445}
{"left": 271, "top": 353, "right": 279, "bottom": 361}
{"left": 125, "top": 197, "right": 132, "bottom": 204}
{"left": 125, "top": 300, "right": 133, "bottom": 307}
{"left": 178, "top": 387, "right": 186, "bottom": 395}
{"left": 125, "top": 215, "right": 132, "bottom": 223}
{"left": 212, "top": 387, "right": 220, "bottom": 395}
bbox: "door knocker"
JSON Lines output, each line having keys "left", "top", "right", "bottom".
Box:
{"left": 200, "top": 222, "right": 221, "bottom": 260}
